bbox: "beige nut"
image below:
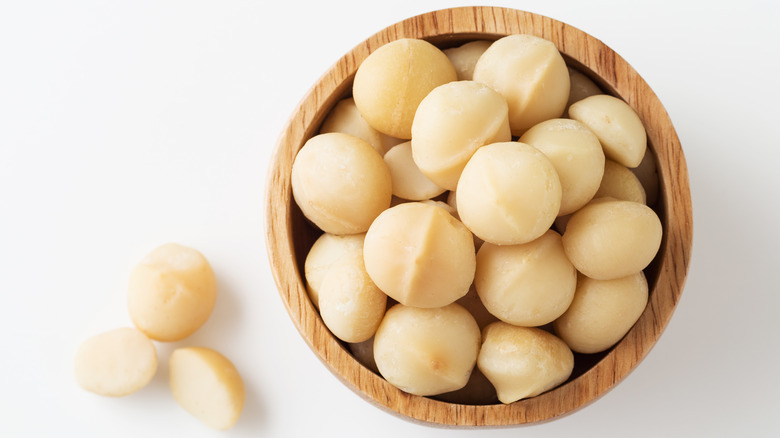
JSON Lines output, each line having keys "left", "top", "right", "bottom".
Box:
{"left": 304, "top": 232, "right": 365, "bottom": 310}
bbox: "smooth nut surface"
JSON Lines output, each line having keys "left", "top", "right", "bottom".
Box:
{"left": 384, "top": 141, "right": 446, "bottom": 201}
{"left": 596, "top": 159, "right": 647, "bottom": 204}
{"left": 304, "top": 233, "right": 365, "bottom": 310}
{"left": 443, "top": 40, "right": 492, "bottom": 81}
{"left": 74, "top": 327, "right": 157, "bottom": 397}
{"left": 319, "top": 97, "right": 392, "bottom": 156}
{"left": 373, "top": 303, "right": 480, "bottom": 396}
{"left": 291, "top": 132, "right": 392, "bottom": 235}
{"left": 564, "top": 67, "right": 602, "bottom": 116}
{"left": 127, "top": 243, "right": 216, "bottom": 342}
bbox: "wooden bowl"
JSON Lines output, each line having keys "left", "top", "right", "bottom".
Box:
{"left": 265, "top": 6, "right": 692, "bottom": 427}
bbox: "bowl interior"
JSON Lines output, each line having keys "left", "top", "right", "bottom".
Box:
{"left": 266, "top": 6, "right": 692, "bottom": 427}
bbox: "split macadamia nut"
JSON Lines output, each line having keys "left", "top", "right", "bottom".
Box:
{"left": 478, "top": 322, "right": 573, "bottom": 404}
{"left": 128, "top": 243, "right": 216, "bottom": 342}
{"left": 443, "top": 40, "right": 492, "bottom": 81}
{"left": 319, "top": 97, "right": 393, "bottom": 156}
{"left": 569, "top": 94, "right": 647, "bottom": 168}
{"left": 596, "top": 159, "right": 647, "bottom": 204}
{"left": 554, "top": 272, "right": 649, "bottom": 354}
{"left": 519, "top": 118, "right": 606, "bottom": 215}
{"left": 564, "top": 67, "right": 602, "bottom": 116}
{"left": 384, "top": 141, "right": 446, "bottom": 200}
{"left": 169, "top": 347, "right": 245, "bottom": 430}
{"left": 473, "top": 34, "right": 570, "bottom": 135}
{"left": 411, "top": 80, "right": 511, "bottom": 190}
{"left": 353, "top": 38, "right": 457, "bottom": 139}
{"left": 456, "top": 142, "right": 562, "bottom": 245}
{"left": 291, "top": 132, "right": 392, "bottom": 235}
{"left": 562, "top": 198, "right": 662, "bottom": 280}
{"left": 373, "top": 303, "right": 481, "bottom": 396}
{"left": 363, "top": 202, "right": 475, "bottom": 308}
{"left": 319, "top": 254, "right": 387, "bottom": 343}
{"left": 304, "top": 233, "right": 365, "bottom": 309}
{"left": 475, "top": 230, "right": 576, "bottom": 327}
{"left": 73, "top": 328, "right": 157, "bottom": 397}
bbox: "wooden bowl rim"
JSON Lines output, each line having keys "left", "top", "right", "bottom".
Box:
{"left": 265, "top": 6, "right": 693, "bottom": 427}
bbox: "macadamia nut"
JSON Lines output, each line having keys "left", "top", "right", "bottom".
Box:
{"left": 319, "top": 97, "right": 392, "bottom": 156}
{"left": 596, "top": 159, "right": 647, "bottom": 204}
{"left": 473, "top": 34, "right": 570, "bottom": 135}
{"left": 74, "top": 328, "right": 157, "bottom": 397}
{"left": 373, "top": 303, "right": 481, "bottom": 396}
{"left": 363, "top": 202, "right": 475, "bottom": 308}
{"left": 478, "top": 322, "right": 573, "bottom": 404}
{"left": 568, "top": 94, "right": 647, "bottom": 168}
{"left": 443, "top": 40, "right": 492, "bottom": 81}
{"left": 456, "top": 142, "right": 562, "bottom": 245}
{"left": 384, "top": 141, "right": 446, "bottom": 200}
{"left": 554, "top": 272, "right": 649, "bottom": 353}
{"left": 564, "top": 67, "right": 602, "bottom": 116}
{"left": 562, "top": 198, "right": 662, "bottom": 280}
{"left": 519, "top": 118, "right": 606, "bottom": 215}
{"left": 631, "top": 148, "right": 660, "bottom": 206}
{"left": 127, "top": 243, "right": 216, "bottom": 342}
{"left": 291, "top": 132, "right": 392, "bottom": 235}
{"left": 304, "top": 233, "right": 365, "bottom": 309}
{"left": 475, "top": 230, "right": 576, "bottom": 327}
{"left": 411, "top": 80, "right": 511, "bottom": 190}
{"left": 353, "top": 38, "right": 457, "bottom": 139}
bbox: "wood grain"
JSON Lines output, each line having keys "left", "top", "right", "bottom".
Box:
{"left": 265, "top": 6, "right": 692, "bottom": 427}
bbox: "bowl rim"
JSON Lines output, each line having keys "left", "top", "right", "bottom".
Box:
{"left": 265, "top": 5, "right": 693, "bottom": 427}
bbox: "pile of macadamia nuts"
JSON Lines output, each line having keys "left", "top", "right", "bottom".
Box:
{"left": 293, "top": 35, "right": 661, "bottom": 405}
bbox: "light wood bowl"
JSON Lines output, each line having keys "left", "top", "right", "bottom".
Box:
{"left": 266, "top": 6, "right": 692, "bottom": 427}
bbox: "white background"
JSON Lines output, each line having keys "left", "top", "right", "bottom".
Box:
{"left": 2, "top": 1, "right": 779, "bottom": 437}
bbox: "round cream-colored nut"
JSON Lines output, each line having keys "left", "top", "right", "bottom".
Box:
{"left": 456, "top": 142, "right": 562, "bottom": 245}
{"left": 411, "top": 80, "right": 511, "bottom": 190}
{"left": 74, "top": 328, "right": 157, "bottom": 397}
{"left": 596, "top": 159, "right": 647, "bottom": 204}
{"left": 304, "top": 233, "right": 364, "bottom": 309}
{"left": 553, "top": 272, "right": 649, "bottom": 354}
{"left": 519, "top": 118, "right": 606, "bottom": 215}
{"left": 384, "top": 141, "right": 446, "bottom": 200}
{"left": 568, "top": 94, "right": 647, "bottom": 168}
{"left": 373, "top": 303, "right": 481, "bottom": 396}
{"left": 478, "top": 322, "right": 573, "bottom": 404}
{"left": 291, "top": 132, "right": 392, "bottom": 235}
{"left": 169, "top": 347, "right": 245, "bottom": 430}
{"left": 473, "top": 34, "right": 570, "bottom": 135}
{"left": 319, "top": 97, "right": 392, "bottom": 156}
{"left": 631, "top": 148, "right": 659, "bottom": 206}
{"left": 363, "top": 202, "right": 475, "bottom": 308}
{"left": 475, "top": 230, "right": 576, "bottom": 327}
{"left": 562, "top": 198, "right": 662, "bottom": 280}
{"left": 353, "top": 38, "right": 457, "bottom": 139}
{"left": 128, "top": 243, "right": 216, "bottom": 342}
{"left": 443, "top": 40, "right": 492, "bottom": 81}
{"left": 319, "top": 254, "right": 387, "bottom": 343}
{"left": 564, "top": 67, "right": 602, "bottom": 116}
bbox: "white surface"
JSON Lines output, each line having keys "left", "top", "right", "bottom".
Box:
{"left": 1, "top": 0, "right": 779, "bottom": 436}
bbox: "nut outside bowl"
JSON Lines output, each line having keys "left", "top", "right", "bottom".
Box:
{"left": 265, "top": 6, "right": 692, "bottom": 427}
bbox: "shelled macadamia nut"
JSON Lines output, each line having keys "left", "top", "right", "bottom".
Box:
{"left": 384, "top": 141, "right": 446, "bottom": 200}
{"left": 411, "top": 80, "right": 511, "bottom": 190}
{"left": 74, "top": 327, "right": 157, "bottom": 397}
{"left": 353, "top": 38, "right": 457, "bottom": 139}
{"left": 519, "top": 118, "right": 606, "bottom": 215}
{"left": 568, "top": 94, "right": 647, "bottom": 168}
{"left": 596, "top": 159, "right": 647, "bottom": 204}
{"left": 473, "top": 34, "right": 570, "bottom": 135}
{"left": 128, "top": 243, "right": 216, "bottom": 342}
{"left": 631, "top": 148, "right": 660, "bottom": 206}
{"left": 475, "top": 230, "right": 576, "bottom": 327}
{"left": 554, "top": 272, "right": 649, "bottom": 354}
{"left": 478, "top": 322, "right": 573, "bottom": 404}
{"left": 169, "top": 347, "right": 245, "bottom": 430}
{"left": 562, "top": 198, "right": 662, "bottom": 280}
{"left": 304, "top": 233, "right": 365, "bottom": 309}
{"left": 373, "top": 303, "right": 481, "bottom": 396}
{"left": 456, "top": 142, "right": 562, "bottom": 245}
{"left": 363, "top": 202, "right": 475, "bottom": 308}
{"left": 319, "top": 97, "right": 393, "bottom": 156}
{"left": 564, "top": 67, "right": 602, "bottom": 116}
{"left": 291, "top": 132, "right": 392, "bottom": 235}
{"left": 443, "top": 40, "right": 492, "bottom": 81}
{"left": 318, "top": 254, "right": 387, "bottom": 343}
